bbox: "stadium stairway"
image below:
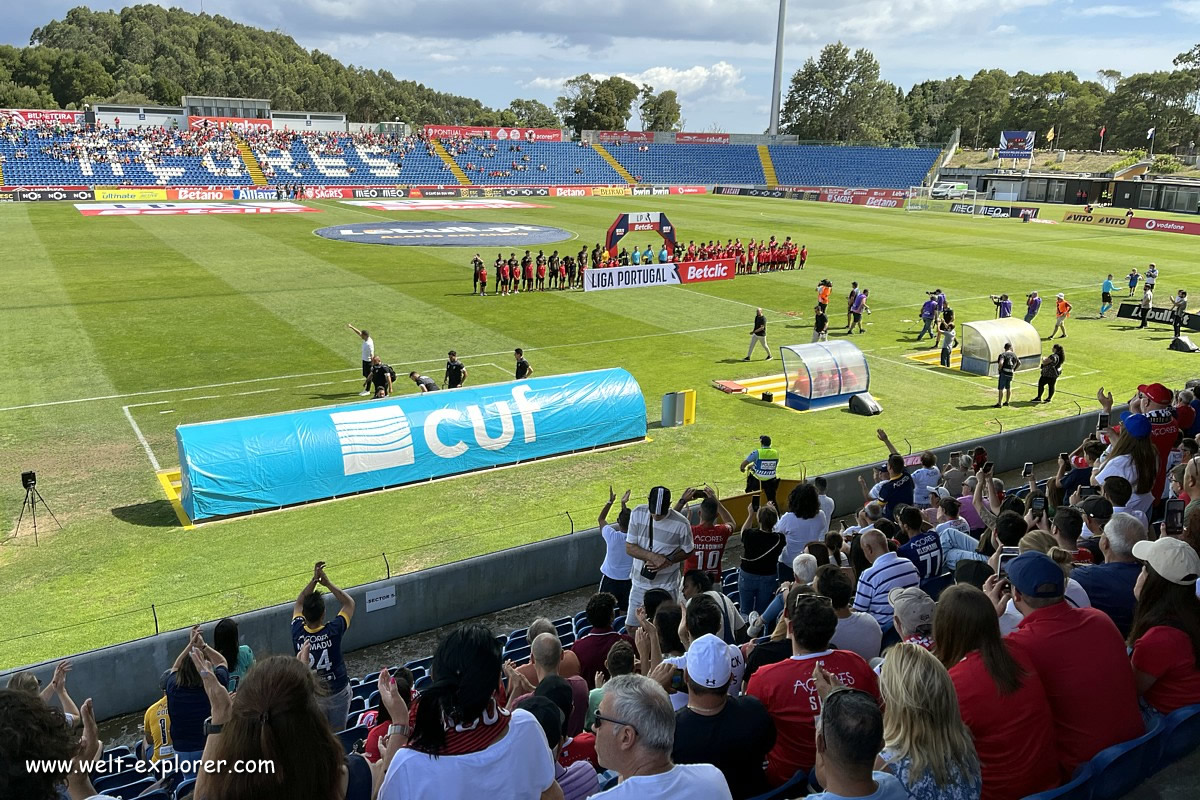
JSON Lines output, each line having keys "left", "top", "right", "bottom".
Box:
{"left": 0, "top": 156, "right": 5, "bottom": 186}
{"left": 234, "top": 136, "right": 267, "bottom": 186}
{"left": 590, "top": 143, "right": 636, "bottom": 184}
{"left": 430, "top": 139, "right": 471, "bottom": 184}
{"left": 757, "top": 145, "right": 778, "bottom": 186}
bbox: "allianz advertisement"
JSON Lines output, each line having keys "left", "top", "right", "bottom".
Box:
{"left": 177, "top": 368, "right": 646, "bottom": 520}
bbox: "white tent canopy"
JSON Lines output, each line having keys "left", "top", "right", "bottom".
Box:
{"left": 959, "top": 318, "right": 1041, "bottom": 377}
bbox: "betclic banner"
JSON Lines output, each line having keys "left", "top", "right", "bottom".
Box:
{"left": 583, "top": 259, "right": 735, "bottom": 292}
{"left": 177, "top": 369, "right": 646, "bottom": 520}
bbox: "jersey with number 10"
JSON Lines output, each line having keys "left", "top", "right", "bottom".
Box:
{"left": 684, "top": 523, "right": 735, "bottom": 579}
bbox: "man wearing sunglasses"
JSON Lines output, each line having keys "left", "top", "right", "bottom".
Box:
{"left": 808, "top": 680, "right": 907, "bottom": 800}
{"left": 591, "top": 674, "right": 732, "bottom": 798}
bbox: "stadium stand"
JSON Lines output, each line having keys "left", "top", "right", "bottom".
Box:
{"left": 768, "top": 144, "right": 941, "bottom": 190}
{"left": 0, "top": 123, "right": 254, "bottom": 186}
{"left": 0, "top": 119, "right": 943, "bottom": 189}
{"left": 605, "top": 142, "right": 766, "bottom": 185}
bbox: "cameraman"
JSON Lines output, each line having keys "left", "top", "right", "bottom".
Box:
{"left": 1024, "top": 292, "right": 1042, "bottom": 324}
{"left": 990, "top": 293, "right": 1013, "bottom": 319}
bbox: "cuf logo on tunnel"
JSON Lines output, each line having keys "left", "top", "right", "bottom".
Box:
{"left": 332, "top": 385, "right": 540, "bottom": 476}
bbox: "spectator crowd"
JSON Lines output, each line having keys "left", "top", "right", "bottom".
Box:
{"left": 6, "top": 379, "right": 1200, "bottom": 800}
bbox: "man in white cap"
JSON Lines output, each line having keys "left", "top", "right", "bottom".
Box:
{"left": 669, "top": 634, "right": 776, "bottom": 798}
{"left": 1050, "top": 292, "right": 1072, "bottom": 339}
{"left": 625, "top": 486, "right": 695, "bottom": 629}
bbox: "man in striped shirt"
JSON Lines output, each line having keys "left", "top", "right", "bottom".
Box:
{"left": 852, "top": 530, "right": 920, "bottom": 630}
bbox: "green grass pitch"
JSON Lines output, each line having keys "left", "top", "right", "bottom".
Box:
{"left": 1, "top": 194, "right": 1197, "bottom": 669}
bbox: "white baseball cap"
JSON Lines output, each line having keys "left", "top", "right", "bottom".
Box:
{"left": 685, "top": 634, "right": 732, "bottom": 689}
{"left": 1132, "top": 538, "right": 1200, "bottom": 585}
{"left": 1056, "top": 293, "right": 1065, "bottom": 299}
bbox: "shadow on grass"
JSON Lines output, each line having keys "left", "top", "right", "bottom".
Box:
{"left": 111, "top": 500, "right": 178, "bottom": 528}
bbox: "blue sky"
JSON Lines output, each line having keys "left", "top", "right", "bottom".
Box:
{"left": 2, "top": 1, "right": 1194, "bottom": 130}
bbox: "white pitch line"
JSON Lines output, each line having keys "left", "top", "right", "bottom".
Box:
{"left": 159, "top": 410, "right": 175, "bottom": 415}
{"left": 122, "top": 405, "right": 162, "bottom": 472}
{"left": 230, "top": 388, "right": 280, "bottom": 396}
{"left": 297, "top": 381, "right": 335, "bottom": 388}
{"left": 0, "top": 321, "right": 757, "bottom": 414}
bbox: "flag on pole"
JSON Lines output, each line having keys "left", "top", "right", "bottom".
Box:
{"left": 1147, "top": 127, "right": 1156, "bottom": 139}
{"left": 1046, "top": 126, "right": 1055, "bottom": 143}
{"left": 1099, "top": 125, "right": 1106, "bottom": 138}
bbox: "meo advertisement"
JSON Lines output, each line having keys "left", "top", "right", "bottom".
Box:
{"left": 584, "top": 259, "right": 735, "bottom": 292}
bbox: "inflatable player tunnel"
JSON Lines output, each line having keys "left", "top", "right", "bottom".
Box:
{"left": 605, "top": 211, "right": 677, "bottom": 257}
{"left": 176, "top": 368, "right": 646, "bottom": 521}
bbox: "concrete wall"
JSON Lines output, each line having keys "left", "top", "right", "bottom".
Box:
{"left": 1, "top": 408, "right": 1106, "bottom": 721}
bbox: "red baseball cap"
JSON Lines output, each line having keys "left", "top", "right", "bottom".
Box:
{"left": 1138, "top": 383, "right": 1173, "bottom": 405}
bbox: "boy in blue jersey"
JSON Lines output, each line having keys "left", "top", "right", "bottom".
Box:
{"left": 293, "top": 561, "right": 357, "bottom": 732}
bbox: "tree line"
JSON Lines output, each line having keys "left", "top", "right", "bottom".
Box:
{"left": 779, "top": 42, "right": 1200, "bottom": 152}
{"left": 1, "top": 6, "right": 1196, "bottom": 153}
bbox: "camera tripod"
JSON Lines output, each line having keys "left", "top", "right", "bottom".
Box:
{"left": 15, "top": 484, "right": 61, "bottom": 545}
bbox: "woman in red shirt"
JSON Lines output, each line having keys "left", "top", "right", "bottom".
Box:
{"left": 935, "top": 586, "right": 1059, "bottom": 800}
{"left": 1128, "top": 537, "right": 1200, "bottom": 716}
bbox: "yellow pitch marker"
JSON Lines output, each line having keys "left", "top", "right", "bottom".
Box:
{"left": 736, "top": 373, "right": 788, "bottom": 405}
{"left": 156, "top": 469, "right": 195, "bottom": 530}
{"left": 907, "top": 348, "right": 962, "bottom": 369}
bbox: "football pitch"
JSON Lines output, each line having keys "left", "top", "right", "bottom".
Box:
{"left": 2, "top": 194, "right": 1198, "bottom": 669}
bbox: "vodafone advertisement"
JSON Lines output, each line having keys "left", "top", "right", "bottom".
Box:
{"left": 0, "top": 108, "right": 85, "bottom": 125}
{"left": 188, "top": 116, "right": 273, "bottom": 130}
{"left": 424, "top": 125, "right": 563, "bottom": 142}
{"left": 584, "top": 258, "right": 734, "bottom": 292}
{"left": 1129, "top": 217, "right": 1200, "bottom": 237}
{"left": 675, "top": 132, "right": 730, "bottom": 144}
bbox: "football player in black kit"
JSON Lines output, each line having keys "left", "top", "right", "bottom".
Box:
{"left": 521, "top": 250, "right": 533, "bottom": 293}
{"left": 471, "top": 253, "right": 483, "bottom": 294}
{"left": 507, "top": 252, "right": 519, "bottom": 294}
{"left": 548, "top": 251, "right": 561, "bottom": 290}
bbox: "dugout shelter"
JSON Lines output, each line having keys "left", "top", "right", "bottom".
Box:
{"left": 781, "top": 341, "right": 870, "bottom": 411}
{"left": 959, "top": 318, "right": 1041, "bottom": 377}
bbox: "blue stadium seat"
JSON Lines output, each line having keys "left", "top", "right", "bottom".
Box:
{"left": 414, "top": 674, "right": 432, "bottom": 692}
{"left": 348, "top": 695, "right": 366, "bottom": 714}
{"left": 1021, "top": 763, "right": 1094, "bottom": 800}
{"left": 1157, "top": 702, "right": 1200, "bottom": 770}
{"left": 106, "top": 777, "right": 157, "bottom": 799}
{"left": 921, "top": 572, "right": 954, "bottom": 600}
{"left": 174, "top": 777, "right": 197, "bottom": 799}
{"left": 336, "top": 725, "right": 369, "bottom": 754}
{"left": 351, "top": 682, "right": 375, "bottom": 701}
{"left": 747, "top": 768, "right": 808, "bottom": 800}
{"left": 137, "top": 792, "right": 171, "bottom": 800}
{"left": 768, "top": 145, "right": 940, "bottom": 190}
{"left": 1088, "top": 720, "right": 1163, "bottom": 800}
{"left": 404, "top": 656, "right": 434, "bottom": 673}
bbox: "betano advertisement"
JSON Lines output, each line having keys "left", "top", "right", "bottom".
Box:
{"left": 583, "top": 259, "right": 736, "bottom": 292}
{"left": 177, "top": 368, "right": 646, "bottom": 520}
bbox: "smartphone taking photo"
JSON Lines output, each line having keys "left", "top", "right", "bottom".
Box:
{"left": 997, "top": 546, "right": 1021, "bottom": 577}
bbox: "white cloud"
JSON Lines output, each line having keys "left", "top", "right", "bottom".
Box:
{"left": 1079, "top": 4, "right": 1159, "bottom": 17}
{"left": 527, "top": 62, "right": 746, "bottom": 103}
{"left": 1167, "top": 0, "right": 1200, "bottom": 20}
{"left": 991, "top": 25, "right": 1018, "bottom": 34}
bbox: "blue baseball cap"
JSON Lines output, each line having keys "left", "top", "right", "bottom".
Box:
{"left": 1118, "top": 411, "right": 1152, "bottom": 439}
{"left": 1005, "top": 551, "right": 1065, "bottom": 599}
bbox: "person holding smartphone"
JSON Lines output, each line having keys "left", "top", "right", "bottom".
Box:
{"left": 623, "top": 486, "right": 694, "bottom": 630}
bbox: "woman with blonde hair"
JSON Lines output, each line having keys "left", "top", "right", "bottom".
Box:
{"left": 877, "top": 643, "right": 982, "bottom": 800}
